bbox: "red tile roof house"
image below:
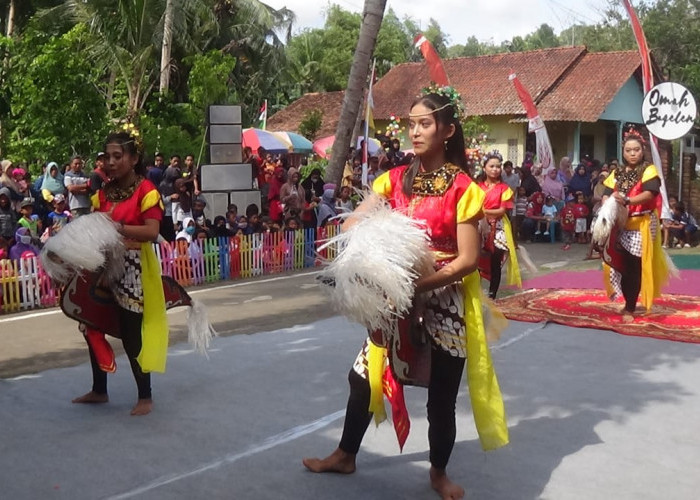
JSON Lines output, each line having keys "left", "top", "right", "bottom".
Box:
{"left": 268, "top": 46, "right": 672, "bottom": 173}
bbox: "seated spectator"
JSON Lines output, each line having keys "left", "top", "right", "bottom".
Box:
{"left": 9, "top": 227, "right": 39, "bottom": 261}
{"left": 572, "top": 191, "right": 590, "bottom": 243}
{"left": 212, "top": 216, "right": 230, "bottom": 238}
{"left": 284, "top": 216, "right": 301, "bottom": 232}
{"left": 336, "top": 185, "right": 354, "bottom": 213}
{"left": 538, "top": 195, "right": 558, "bottom": 236}
{"left": 669, "top": 202, "right": 698, "bottom": 248}
{"left": 541, "top": 166, "right": 566, "bottom": 206}
{"left": 175, "top": 216, "right": 196, "bottom": 243}
{"left": 520, "top": 165, "right": 541, "bottom": 197}
{"left": 316, "top": 188, "right": 338, "bottom": 227}
{"left": 661, "top": 195, "right": 678, "bottom": 248}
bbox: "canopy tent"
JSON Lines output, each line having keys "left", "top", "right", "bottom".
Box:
{"left": 312, "top": 136, "right": 382, "bottom": 159}
{"left": 271, "top": 131, "right": 314, "bottom": 153}
{"left": 242, "top": 128, "right": 290, "bottom": 155}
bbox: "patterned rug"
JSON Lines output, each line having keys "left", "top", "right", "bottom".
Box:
{"left": 496, "top": 288, "right": 700, "bottom": 344}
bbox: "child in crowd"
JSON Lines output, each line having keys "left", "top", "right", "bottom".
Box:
{"left": 0, "top": 187, "right": 18, "bottom": 247}
{"left": 514, "top": 186, "right": 528, "bottom": 241}
{"left": 560, "top": 200, "right": 576, "bottom": 250}
{"left": 172, "top": 178, "right": 192, "bottom": 231}
{"left": 572, "top": 191, "right": 590, "bottom": 243}
{"left": 212, "top": 215, "right": 230, "bottom": 238}
{"left": 336, "top": 185, "right": 354, "bottom": 213}
{"left": 12, "top": 168, "right": 29, "bottom": 196}
{"left": 284, "top": 216, "right": 300, "bottom": 232}
{"left": 225, "top": 206, "right": 239, "bottom": 234}
{"left": 18, "top": 198, "right": 41, "bottom": 241}
{"left": 537, "top": 195, "right": 557, "bottom": 236}
{"left": 46, "top": 194, "right": 71, "bottom": 238}
{"left": 235, "top": 215, "right": 249, "bottom": 235}
{"left": 191, "top": 197, "right": 210, "bottom": 234}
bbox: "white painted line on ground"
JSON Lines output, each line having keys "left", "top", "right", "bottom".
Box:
{"left": 243, "top": 295, "right": 272, "bottom": 303}
{"left": 105, "top": 409, "right": 345, "bottom": 500}
{"left": 6, "top": 374, "right": 43, "bottom": 381}
{"left": 492, "top": 322, "right": 547, "bottom": 351}
{"left": 0, "top": 271, "right": 320, "bottom": 324}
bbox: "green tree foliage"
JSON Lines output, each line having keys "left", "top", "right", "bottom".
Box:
{"left": 298, "top": 109, "right": 323, "bottom": 140}
{"left": 4, "top": 23, "right": 109, "bottom": 165}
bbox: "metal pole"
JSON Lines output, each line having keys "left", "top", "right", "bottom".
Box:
{"left": 678, "top": 136, "right": 684, "bottom": 201}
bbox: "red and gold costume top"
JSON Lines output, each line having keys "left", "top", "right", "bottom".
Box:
{"left": 603, "top": 164, "right": 661, "bottom": 216}
{"left": 92, "top": 178, "right": 164, "bottom": 225}
{"left": 373, "top": 163, "right": 484, "bottom": 258}
{"left": 477, "top": 182, "right": 514, "bottom": 216}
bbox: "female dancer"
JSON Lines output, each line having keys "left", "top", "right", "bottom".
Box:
{"left": 478, "top": 151, "right": 521, "bottom": 299}
{"left": 72, "top": 130, "right": 168, "bottom": 416}
{"left": 601, "top": 129, "right": 668, "bottom": 320}
{"left": 303, "top": 89, "right": 508, "bottom": 499}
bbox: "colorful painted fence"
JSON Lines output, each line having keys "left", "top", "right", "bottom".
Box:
{"left": 0, "top": 226, "right": 339, "bottom": 315}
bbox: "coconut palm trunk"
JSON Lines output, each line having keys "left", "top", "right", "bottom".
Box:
{"left": 159, "top": 0, "right": 175, "bottom": 94}
{"left": 325, "top": 0, "right": 387, "bottom": 185}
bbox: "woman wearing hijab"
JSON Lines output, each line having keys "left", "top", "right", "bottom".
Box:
{"left": 301, "top": 168, "right": 324, "bottom": 228}
{"left": 541, "top": 167, "right": 566, "bottom": 205}
{"left": 280, "top": 167, "right": 306, "bottom": 219}
{"left": 567, "top": 164, "right": 592, "bottom": 200}
{"left": 41, "top": 162, "right": 66, "bottom": 203}
{"left": 316, "top": 188, "right": 338, "bottom": 227}
{"left": 557, "top": 156, "right": 573, "bottom": 185}
{"left": 1, "top": 159, "right": 25, "bottom": 210}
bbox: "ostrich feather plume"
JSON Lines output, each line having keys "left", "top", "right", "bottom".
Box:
{"left": 592, "top": 196, "right": 627, "bottom": 246}
{"left": 317, "top": 193, "right": 433, "bottom": 332}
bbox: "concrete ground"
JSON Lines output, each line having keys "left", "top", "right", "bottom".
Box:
{"left": 2, "top": 243, "right": 699, "bottom": 499}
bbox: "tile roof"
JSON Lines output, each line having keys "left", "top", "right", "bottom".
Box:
{"left": 373, "top": 46, "right": 588, "bottom": 119}
{"left": 268, "top": 47, "right": 648, "bottom": 132}
{"left": 266, "top": 90, "right": 344, "bottom": 138}
{"left": 536, "top": 51, "right": 643, "bottom": 122}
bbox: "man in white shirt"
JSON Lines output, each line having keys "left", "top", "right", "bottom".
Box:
{"left": 63, "top": 155, "right": 91, "bottom": 217}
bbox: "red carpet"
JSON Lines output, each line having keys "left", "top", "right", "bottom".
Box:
{"left": 516, "top": 270, "right": 700, "bottom": 297}
{"left": 496, "top": 288, "right": 700, "bottom": 344}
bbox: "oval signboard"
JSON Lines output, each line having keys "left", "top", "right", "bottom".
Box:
{"left": 642, "top": 82, "right": 697, "bottom": 140}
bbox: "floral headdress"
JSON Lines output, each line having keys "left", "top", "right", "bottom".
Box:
{"left": 417, "top": 83, "right": 466, "bottom": 122}
{"left": 121, "top": 122, "right": 145, "bottom": 156}
{"left": 622, "top": 125, "right": 647, "bottom": 146}
{"left": 483, "top": 149, "right": 503, "bottom": 165}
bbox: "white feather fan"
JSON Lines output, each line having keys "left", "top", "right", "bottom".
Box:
{"left": 317, "top": 193, "right": 434, "bottom": 332}
{"left": 592, "top": 196, "right": 628, "bottom": 246}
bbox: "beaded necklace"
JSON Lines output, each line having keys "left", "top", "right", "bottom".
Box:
{"left": 103, "top": 175, "right": 144, "bottom": 203}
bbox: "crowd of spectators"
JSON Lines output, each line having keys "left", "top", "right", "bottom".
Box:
{"left": 2, "top": 145, "right": 696, "bottom": 265}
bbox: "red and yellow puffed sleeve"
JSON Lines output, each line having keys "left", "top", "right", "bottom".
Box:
{"left": 139, "top": 181, "right": 164, "bottom": 221}
{"left": 456, "top": 181, "right": 485, "bottom": 223}
{"left": 372, "top": 170, "right": 393, "bottom": 198}
{"left": 603, "top": 171, "right": 617, "bottom": 190}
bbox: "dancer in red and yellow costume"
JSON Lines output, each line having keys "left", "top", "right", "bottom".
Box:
{"left": 601, "top": 129, "right": 669, "bottom": 321}
{"left": 72, "top": 129, "right": 168, "bottom": 416}
{"left": 303, "top": 88, "right": 508, "bottom": 500}
{"left": 478, "top": 151, "right": 521, "bottom": 299}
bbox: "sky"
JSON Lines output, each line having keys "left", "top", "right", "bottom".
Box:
{"left": 264, "top": 0, "right": 615, "bottom": 46}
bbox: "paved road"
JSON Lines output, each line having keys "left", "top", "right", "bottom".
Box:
{"left": 2, "top": 246, "right": 700, "bottom": 499}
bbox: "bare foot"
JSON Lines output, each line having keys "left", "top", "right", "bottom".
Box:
{"left": 130, "top": 398, "right": 153, "bottom": 416}
{"left": 618, "top": 308, "right": 635, "bottom": 322}
{"left": 430, "top": 467, "right": 465, "bottom": 499}
{"left": 72, "top": 391, "right": 108, "bottom": 404}
{"left": 302, "top": 448, "right": 356, "bottom": 474}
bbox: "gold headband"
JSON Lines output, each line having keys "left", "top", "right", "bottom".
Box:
{"left": 408, "top": 102, "right": 453, "bottom": 118}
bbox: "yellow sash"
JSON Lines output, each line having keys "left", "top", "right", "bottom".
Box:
{"left": 136, "top": 242, "right": 169, "bottom": 373}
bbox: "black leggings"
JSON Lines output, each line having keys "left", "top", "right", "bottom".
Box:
{"left": 489, "top": 249, "right": 506, "bottom": 299}
{"left": 87, "top": 307, "right": 152, "bottom": 399}
{"left": 338, "top": 347, "right": 465, "bottom": 469}
{"left": 621, "top": 251, "right": 642, "bottom": 313}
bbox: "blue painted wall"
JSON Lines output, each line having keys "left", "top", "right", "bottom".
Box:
{"left": 599, "top": 77, "right": 644, "bottom": 123}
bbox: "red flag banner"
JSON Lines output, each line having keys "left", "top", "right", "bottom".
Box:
{"left": 509, "top": 72, "right": 555, "bottom": 173}
{"left": 622, "top": 0, "right": 670, "bottom": 217}
{"left": 414, "top": 34, "right": 449, "bottom": 86}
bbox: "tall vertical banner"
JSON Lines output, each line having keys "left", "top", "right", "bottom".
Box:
{"left": 362, "top": 59, "right": 377, "bottom": 188}
{"left": 509, "top": 73, "right": 555, "bottom": 174}
{"left": 414, "top": 34, "right": 449, "bottom": 86}
{"left": 622, "top": 0, "right": 670, "bottom": 217}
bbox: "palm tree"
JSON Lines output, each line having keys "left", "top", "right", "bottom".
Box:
{"left": 45, "top": 0, "right": 217, "bottom": 118}
{"left": 326, "top": 0, "right": 387, "bottom": 185}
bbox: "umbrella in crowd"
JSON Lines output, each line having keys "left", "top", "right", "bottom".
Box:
{"left": 271, "top": 131, "right": 314, "bottom": 154}
{"left": 312, "top": 135, "right": 383, "bottom": 159}
{"left": 242, "top": 128, "right": 291, "bottom": 155}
